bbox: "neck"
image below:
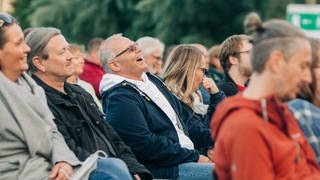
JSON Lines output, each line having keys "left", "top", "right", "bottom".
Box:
{"left": 2, "top": 69, "right": 22, "bottom": 82}
{"left": 34, "top": 72, "right": 66, "bottom": 94}
{"left": 66, "top": 75, "right": 78, "bottom": 84}
{"left": 242, "top": 72, "right": 274, "bottom": 100}
{"left": 117, "top": 72, "right": 144, "bottom": 81}
{"left": 228, "top": 67, "right": 249, "bottom": 86}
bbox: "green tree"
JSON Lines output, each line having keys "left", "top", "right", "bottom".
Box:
{"left": 12, "top": 0, "right": 303, "bottom": 47}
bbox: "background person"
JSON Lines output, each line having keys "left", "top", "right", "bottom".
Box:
{"left": 136, "top": 36, "right": 165, "bottom": 76}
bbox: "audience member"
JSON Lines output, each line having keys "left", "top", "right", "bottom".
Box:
{"left": 288, "top": 38, "right": 320, "bottom": 163}
{"left": 99, "top": 34, "right": 213, "bottom": 179}
{"left": 136, "top": 36, "right": 165, "bottom": 76}
{"left": 207, "top": 44, "right": 224, "bottom": 83}
{"left": 79, "top": 37, "right": 105, "bottom": 98}
{"left": 0, "top": 13, "right": 131, "bottom": 180}
{"left": 211, "top": 14, "right": 320, "bottom": 179}
{"left": 67, "top": 43, "right": 102, "bottom": 111}
{"left": 191, "top": 43, "right": 213, "bottom": 105}
{"left": 218, "top": 34, "right": 252, "bottom": 96}
{"left": 162, "top": 45, "right": 225, "bottom": 127}
{"left": 25, "top": 27, "right": 152, "bottom": 180}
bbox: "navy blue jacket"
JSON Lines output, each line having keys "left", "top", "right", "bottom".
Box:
{"left": 101, "top": 73, "right": 213, "bottom": 179}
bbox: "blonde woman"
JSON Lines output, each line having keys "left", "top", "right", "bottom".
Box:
{"left": 162, "top": 45, "right": 225, "bottom": 125}
{"left": 67, "top": 44, "right": 102, "bottom": 111}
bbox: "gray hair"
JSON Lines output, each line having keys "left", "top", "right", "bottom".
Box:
{"left": 244, "top": 13, "right": 307, "bottom": 73}
{"left": 25, "top": 27, "right": 61, "bottom": 74}
{"left": 136, "top": 36, "right": 165, "bottom": 57}
{"left": 99, "top": 34, "right": 122, "bottom": 73}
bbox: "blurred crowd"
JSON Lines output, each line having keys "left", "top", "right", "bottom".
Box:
{"left": 1, "top": 11, "right": 320, "bottom": 180}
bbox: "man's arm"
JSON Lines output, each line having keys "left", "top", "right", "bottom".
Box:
{"left": 105, "top": 91, "right": 199, "bottom": 167}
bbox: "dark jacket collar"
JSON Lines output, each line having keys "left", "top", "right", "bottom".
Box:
{"left": 32, "top": 75, "right": 77, "bottom": 105}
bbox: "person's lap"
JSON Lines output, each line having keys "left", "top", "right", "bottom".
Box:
{"left": 178, "top": 162, "right": 213, "bottom": 180}
{"left": 89, "top": 158, "right": 132, "bottom": 180}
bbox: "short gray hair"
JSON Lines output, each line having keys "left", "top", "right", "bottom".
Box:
{"left": 99, "top": 34, "right": 123, "bottom": 73}
{"left": 25, "top": 27, "right": 61, "bottom": 74}
{"left": 136, "top": 36, "right": 165, "bottom": 57}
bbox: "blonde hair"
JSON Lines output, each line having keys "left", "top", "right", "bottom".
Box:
{"left": 162, "top": 45, "right": 203, "bottom": 108}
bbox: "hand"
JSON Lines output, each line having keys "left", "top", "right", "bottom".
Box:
{"left": 134, "top": 174, "right": 141, "bottom": 180}
{"left": 197, "top": 155, "right": 212, "bottom": 163}
{"left": 207, "top": 148, "right": 214, "bottom": 162}
{"left": 49, "top": 162, "right": 73, "bottom": 180}
{"left": 202, "top": 77, "right": 219, "bottom": 94}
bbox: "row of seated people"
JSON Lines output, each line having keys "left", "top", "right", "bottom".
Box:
{"left": 3, "top": 10, "right": 320, "bottom": 180}
{"left": 0, "top": 13, "right": 218, "bottom": 179}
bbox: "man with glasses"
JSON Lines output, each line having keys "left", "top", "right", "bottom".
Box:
{"left": 25, "top": 27, "right": 152, "bottom": 180}
{"left": 99, "top": 34, "right": 213, "bottom": 179}
{"left": 211, "top": 17, "right": 320, "bottom": 179}
{"left": 218, "top": 34, "right": 252, "bottom": 96}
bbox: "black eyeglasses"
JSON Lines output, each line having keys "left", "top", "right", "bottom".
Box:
{"left": 198, "top": 67, "right": 207, "bottom": 74}
{"left": 109, "top": 43, "right": 138, "bottom": 61}
{"left": 235, "top": 49, "right": 251, "bottom": 54}
{"left": 0, "top": 13, "right": 14, "bottom": 28}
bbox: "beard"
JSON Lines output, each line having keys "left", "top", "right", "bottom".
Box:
{"left": 239, "top": 65, "right": 252, "bottom": 78}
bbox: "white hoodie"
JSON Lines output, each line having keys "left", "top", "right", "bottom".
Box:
{"left": 99, "top": 72, "right": 194, "bottom": 150}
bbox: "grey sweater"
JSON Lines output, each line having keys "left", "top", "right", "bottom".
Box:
{"left": 0, "top": 72, "right": 80, "bottom": 180}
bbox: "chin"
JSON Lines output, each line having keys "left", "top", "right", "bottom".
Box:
{"left": 278, "top": 94, "right": 296, "bottom": 102}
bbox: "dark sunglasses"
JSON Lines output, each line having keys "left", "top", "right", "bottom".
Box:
{"left": 0, "top": 13, "right": 14, "bottom": 28}
{"left": 110, "top": 43, "right": 138, "bottom": 61}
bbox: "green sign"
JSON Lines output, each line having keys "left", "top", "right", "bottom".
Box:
{"left": 287, "top": 4, "right": 320, "bottom": 37}
{"left": 287, "top": 13, "right": 320, "bottom": 30}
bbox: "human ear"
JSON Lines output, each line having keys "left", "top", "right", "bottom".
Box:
{"left": 32, "top": 56, "right": 46, "bottom": 72}
{"left": 108, "top": 61, "right": 121, "bottom": 72}
{"left": 229, "top": 56, "right": 238, "bottom": 65}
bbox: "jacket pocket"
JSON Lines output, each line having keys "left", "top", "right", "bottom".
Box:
{"left": 0, "top": 160, "right": 19, "bottom": 179}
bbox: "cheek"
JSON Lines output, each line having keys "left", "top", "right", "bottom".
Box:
{"left": 195, "top": 71, "right": 203, "bottom": 82}
{"left": 314, "top": 68, "right": 320, "bottom": 82}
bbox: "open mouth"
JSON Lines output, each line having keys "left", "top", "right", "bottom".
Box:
{"left": 136, "top": 57, "right": 143, "bottom": 61}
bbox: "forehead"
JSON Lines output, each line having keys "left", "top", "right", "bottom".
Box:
{"left": 46, "top": 34, "right": 68, "bottom": 50}
{"left": 288, "top": 38, "right": 311, "bottom": 63}
{"left": 111, "top": 36, "right": 133, "bottom": 52}
{"left": 239, "top": 39, "right": 252, "bottom": 49}
{"left": 4, "top": 23, "right": 23, "bottom": 42}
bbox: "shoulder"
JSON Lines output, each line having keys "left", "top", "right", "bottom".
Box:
{"left": 288, "top": 99, "right": 320, "bottom": 123}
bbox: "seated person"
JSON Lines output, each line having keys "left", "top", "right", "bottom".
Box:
{"left": 288, "top": 38, "right": 320, "bottom": 163}
{"left": 99, "top": 34, "right": 213, "bottom": 179}
{"left": 0, "top": 13, "right": 131, "bottom": 180}
{"left": 162, "top": 45, "right": 225, "bottom": 127}
{"left": 25, "top": 27, "right": 152, "bottom": 180}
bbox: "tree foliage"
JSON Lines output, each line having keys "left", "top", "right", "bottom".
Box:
{"left": 12, "top": 0, "right": 304, "bottom": 47}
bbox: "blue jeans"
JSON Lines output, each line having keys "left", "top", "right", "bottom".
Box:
{"left": 89, "top": 158, "right": 132, "bottom": 180}
{"left": 178, "top": 162, "right": 213, "bottom": 180}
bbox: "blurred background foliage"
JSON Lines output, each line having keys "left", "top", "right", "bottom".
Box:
{"left": 12, "top": 0, "right": 320, "bottom": 48}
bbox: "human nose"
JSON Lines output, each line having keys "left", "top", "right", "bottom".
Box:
{"left": 66, "top": 50, "right": 73, "bottom": 61}
{"left": 302, "top": 68, "right": 312, "bottom": 84}
{"left": 23, "top": 41, "right": 30, "bottom": 53}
